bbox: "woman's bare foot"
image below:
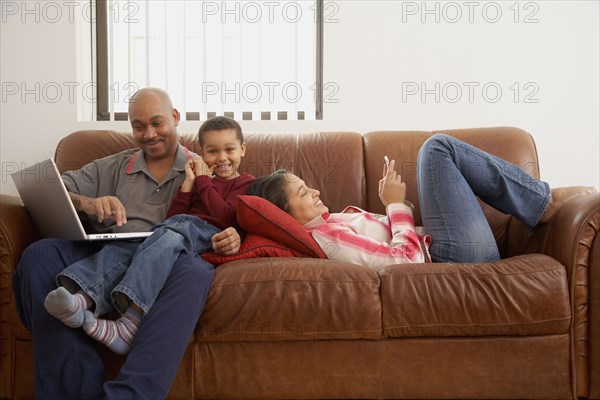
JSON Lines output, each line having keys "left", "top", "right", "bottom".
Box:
{"left": 539, "top": 186, "right": 597, "bottom": 224}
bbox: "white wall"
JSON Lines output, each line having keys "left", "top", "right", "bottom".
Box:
{"left": 1, "top": 1, "right": 598, "bottom": 196}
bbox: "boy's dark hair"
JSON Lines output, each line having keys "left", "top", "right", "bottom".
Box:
{"left": 197, "top": 116, "right": 243, "bottom": 146}
{"left": 247, "top": 169, "right": 291, "bottom": 212}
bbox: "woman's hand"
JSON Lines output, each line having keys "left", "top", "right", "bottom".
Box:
{"left": 378, "top": 159, "right": 407, "bottom": 208}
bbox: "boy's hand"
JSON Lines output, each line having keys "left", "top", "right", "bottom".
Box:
{"left": 184, "top": 159, "right": 196, "bottom": 181}
{"left": 211, "top": 227, "right": 241, "bottom": 255}
{"left": 181, "top": 159, "right": 196, "bottom": 192}
{"left": 192, "top": 157, "right": 214, "bottom": 177}
{"left": 378, "top": 159, "right": 407, "bottom": 208}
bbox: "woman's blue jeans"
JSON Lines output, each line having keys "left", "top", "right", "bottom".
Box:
{"left": 417, "top": 134, "right": 550, "bottom": 263}
{"left": 58, "top": 214, "right": 220, "bottom": 315}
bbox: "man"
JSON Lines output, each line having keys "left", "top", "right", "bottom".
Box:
{"left": 12, "top": 88, "right": 240, "bottom": 398}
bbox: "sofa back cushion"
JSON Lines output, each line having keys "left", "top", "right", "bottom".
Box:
{"left": 55, "top": 130, "right": 366, "bottom": 213}
{"left": 241, "top": 131, "right": 366, "bottom": 212}
{"left": 54, "top": 127, "right": 539, "bottom": 257}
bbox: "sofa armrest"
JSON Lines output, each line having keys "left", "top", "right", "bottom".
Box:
{"left": 0, "top": 194, "right": 40, "bottom": 397}
{"left": 0, "top": 194, "right": 39, "bottom": 326}
{"left": 506, "top": 191, "right": 600, "bottom": 398}
{"left": 507, "top": 192, "right": 600, "bottom": 266}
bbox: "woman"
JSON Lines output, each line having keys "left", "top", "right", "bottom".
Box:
{"left": 248, "top": 134, "right": 594, "bottom": 266}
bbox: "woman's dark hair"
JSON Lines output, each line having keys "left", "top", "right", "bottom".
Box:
{"left": 197, "top": 116, "right": 243, "bottom": 146}
{"left": 247, "top": 169, "right": 291, "bottom": 212}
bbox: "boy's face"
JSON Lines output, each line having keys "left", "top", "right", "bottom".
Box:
{"left": 199, "top": 129, "right": 246, "bottom": 180}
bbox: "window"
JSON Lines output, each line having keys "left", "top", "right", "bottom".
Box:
{"left": 95, "top": 0, "right": 324, "bottom": 121}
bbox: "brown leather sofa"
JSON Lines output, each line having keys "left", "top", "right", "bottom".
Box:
{"left": 1, "top": 127, "right": 599, "bottom": 399}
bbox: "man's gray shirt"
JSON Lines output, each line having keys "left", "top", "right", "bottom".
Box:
{"left": 62, "top": 144, "right": 193, "bottom": 233}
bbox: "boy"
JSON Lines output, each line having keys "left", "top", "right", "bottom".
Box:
{"left": 44, "top": 116, "right": 255, "bottom": 354}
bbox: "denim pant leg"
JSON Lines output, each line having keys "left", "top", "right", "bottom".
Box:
{"left": 417, "top": 134, "right": 550, "bottom": 263}
{"left": 13, "top": 238, "right": 106, "bottom": 399}
{"left": 57, "top": 241, "right": 140, "bottom": 316}
{"left": 112, "top": 214, "right": 220, "bottom": 314}
{"left": 103, "top": 252, "right": 215, "bottom": 399}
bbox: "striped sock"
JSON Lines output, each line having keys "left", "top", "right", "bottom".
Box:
{"left": 44, "top": 287, "right": 90, "bottom": 328}
{"left": 82, "top": 308, "right": 142, "bottom": 355}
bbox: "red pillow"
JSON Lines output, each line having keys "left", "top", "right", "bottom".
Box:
{"left": 236, "top": 195, "right": 327, "bottom": 259}
{"left": 202, "top": 233, "right": 302, "bottom": 266}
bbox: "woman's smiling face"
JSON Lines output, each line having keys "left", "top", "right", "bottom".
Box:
{"left": 284, "top": 173, "right": 329, "bottom": 224}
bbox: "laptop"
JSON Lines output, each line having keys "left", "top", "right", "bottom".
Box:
{"left": 11, "top": 158, "right": 153, "bottom": 241}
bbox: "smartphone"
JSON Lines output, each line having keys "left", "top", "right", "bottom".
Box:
{"left": 384, "top": 155, "right": 390, "bottom": 168}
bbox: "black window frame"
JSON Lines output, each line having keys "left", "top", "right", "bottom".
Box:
{"left": 95, "top": 0, "right": 324, "bottom": 121}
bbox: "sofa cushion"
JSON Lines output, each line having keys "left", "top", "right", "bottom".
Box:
{"left": 236, "top": 195, "right": 327, "bottom": 259}
{"left": 198, "top": 258, "right": 382, "bottom": 342}
{"left": 380, "top": 254, "right": 571, "bottom": 338}
{"left": 202, "top": 233, "right": 304, "bottom": 266}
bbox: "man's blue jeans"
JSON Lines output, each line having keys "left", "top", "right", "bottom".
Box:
{"left": 417, "top": 134, "right": 550, "bottom": 263}
{"left": 58, "top": 214, "right": 220, "bottom": 315}
{"left": 13, "top": 238, "right": 214, "bottom": 399}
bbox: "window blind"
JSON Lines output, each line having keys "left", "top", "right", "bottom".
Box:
{"left": 96, "top": 0, "right": 322, "bottom": 121}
